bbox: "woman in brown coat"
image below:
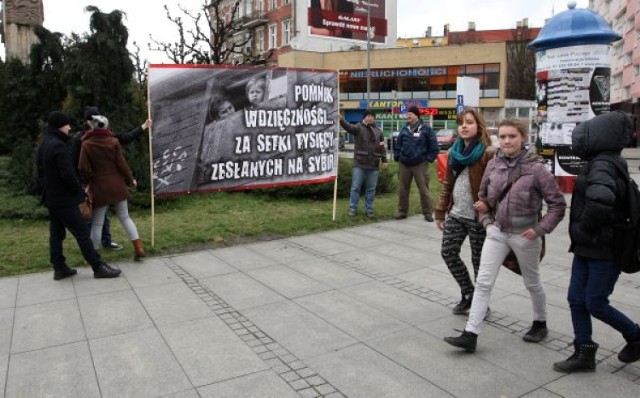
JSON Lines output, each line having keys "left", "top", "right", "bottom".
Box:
{"left": 78, "top": 115, "right": 145, "bottom": 261}
{"left": 435, "top": 108, "right": 495, "bottom": 315}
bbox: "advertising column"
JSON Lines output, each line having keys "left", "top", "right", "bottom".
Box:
{"left": 530, "top": 2, "right": 621, "bottom": 192}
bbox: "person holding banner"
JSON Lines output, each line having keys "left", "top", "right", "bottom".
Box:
{"left": 435, "top": 108, "right": 495, "bottom": 315}
{"left": 340, "top": 110, "right": 388, "bottom": 217}
{"left": 394, "top": 106, "right": 439, "bottom": 221}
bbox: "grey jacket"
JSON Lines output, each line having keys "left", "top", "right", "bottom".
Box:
{"left": 478, "top": 148, "right": 566, "bottom": 236}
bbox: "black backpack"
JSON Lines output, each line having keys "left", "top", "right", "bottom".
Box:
{"left": 600, "top": 157, "right": 640, "bottom": 274}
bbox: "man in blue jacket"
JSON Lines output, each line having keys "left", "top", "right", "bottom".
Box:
{"left": 394, "top": 106, "right": 439, "bottom": 221}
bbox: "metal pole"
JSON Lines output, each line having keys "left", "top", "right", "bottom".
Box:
{"left": 366, "top": 2, "right": 371, "bottom": 104}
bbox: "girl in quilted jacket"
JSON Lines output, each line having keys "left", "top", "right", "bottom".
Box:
{"left": 435, "top": 108, "right": 495, "bottom": 316}
{"left": 445, "top": 119, "right": 566, "bottom": 353}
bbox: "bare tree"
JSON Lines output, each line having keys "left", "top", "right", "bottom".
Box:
{"left": 506, "top": 26, "right": 537, "bottom": 100}
{"left": 149, "top": 0, "right": 271, "bottom": 65}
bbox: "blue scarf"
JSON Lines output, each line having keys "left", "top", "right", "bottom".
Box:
{"left": 448, "top": 137, "right": 485, "bottom": 175}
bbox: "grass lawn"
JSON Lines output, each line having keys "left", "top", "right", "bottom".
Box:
{"left": 0, "top": 159, "right": 443, "bottom": 277}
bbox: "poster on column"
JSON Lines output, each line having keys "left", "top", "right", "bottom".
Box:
{"left": 148, "top": 65, "right": 339, "bottom": 197}
{"left": 535, "top": 44, "right": 612, "bottom": 176}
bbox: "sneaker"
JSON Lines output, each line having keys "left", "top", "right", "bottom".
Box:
{"left": 394, "top": 214, "right": 407, "bottom": 220}
{"left": 53, "top": 266, "right": 77, "bottom": 281}
{"left": 618, "top": 340, "right": 640, "bottom": 363}
{"left": 453, "top": 294, "right": 473, "bottom": 315}
{"left": 523, "top": 320, "right": 548, "bottom": 343}
{"left": 103, "top": 241, "right": 123, "bottom": 250}
{"left": 366, "top": 211, "right": 374, "bottom": 218}
{"left": 424, "top": 214, "right": 434, "bottom": 222}
{"left": 348, "top": 209, "right": 356, "bottom": 216}
{"left": 444, "top": 330, "right": 478, "bottom": 353}
{"left": 93, "top": 262, "right": 122, "bottom": 279}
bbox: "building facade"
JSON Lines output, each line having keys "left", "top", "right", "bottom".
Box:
{"left": 590, "top": 0, "right": 640, "bottom": 130}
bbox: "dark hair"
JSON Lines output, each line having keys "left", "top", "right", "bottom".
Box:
{"left": 456, "top": 108, "right": 491, "bottom": 147}
{"left": 363, "top": 109, "right": 375, "bottom": 118}
{"left": 498, "top": 119, "right": 528, "bottom": 139}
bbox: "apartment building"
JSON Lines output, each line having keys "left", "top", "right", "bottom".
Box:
{"left": 590, "top": 0, "right": 640, "bottom": 128}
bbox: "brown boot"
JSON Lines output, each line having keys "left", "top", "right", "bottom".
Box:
{"left": 132, "top": 239, "right": 146, "bottom": 261}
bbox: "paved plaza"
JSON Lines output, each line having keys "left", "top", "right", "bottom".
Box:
{"left": 1, "top": 150, "right": 640, "bottom": 397}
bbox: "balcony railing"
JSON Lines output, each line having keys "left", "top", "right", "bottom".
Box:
{"left": 240, "top": 11, "right": 268, "bottom": 29}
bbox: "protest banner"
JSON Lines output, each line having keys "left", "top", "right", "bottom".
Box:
{"left": 148, "top": 65, "right": 339, "bottom": 197}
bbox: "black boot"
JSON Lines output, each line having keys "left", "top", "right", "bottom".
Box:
{"left": 452, "top": 293, "right": 473, "bottom": 315}
{"left": 444, "top": 330, "right": 478, "bottom": 353}
{"left": 553, "top": 341, "right": 598, "bottom": 373}
{"left": 523, "top": 320, "right": 548, "bottom": 343}
{"left": 53, "top": 265, "right": 77, "bottom": 281}
{"left": 93, "top": 262, "right": 122, "bottom": 279}
{"left": 618, "top": 340, "right": 640, "bottom": 363}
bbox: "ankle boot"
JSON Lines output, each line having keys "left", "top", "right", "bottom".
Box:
{"left": 553, "top": 341, "right": 598, "bottom": 373}
{"left": 132, "top": 239, "right": 146, "bottom": 261}
{"left": 444, "top": 330, "right": 478, "bottom": 353}
{"left": 523, "top": 320, "right": 548, "bottom": 343}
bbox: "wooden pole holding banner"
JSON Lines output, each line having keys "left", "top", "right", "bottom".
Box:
{"left": 146, "top": 75, "right": 155, "bottom": 247}
{"left": 332, "top": 78, "right": 341, "bottom": 222}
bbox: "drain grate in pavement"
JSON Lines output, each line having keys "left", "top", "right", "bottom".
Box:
{"left": 164, "top": 257, "right": 346, "bottom": 398}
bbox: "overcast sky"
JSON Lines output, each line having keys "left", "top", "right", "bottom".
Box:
{"left": 0, "top": 0, "right": 590, "bottom": 63}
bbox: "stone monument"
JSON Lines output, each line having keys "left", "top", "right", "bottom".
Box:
{"left": 1, "top": 0, "right": 44, "bottom": 62}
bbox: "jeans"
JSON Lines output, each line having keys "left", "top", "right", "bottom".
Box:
{"left": 86, "top": 208, "right": 115, "bottom": 247}
{"left": 350, "top": 166, "right": 379, "bottom": 213}
{"left": 91, "top": 200, "right": 139, "bottom": 250}
{"left": 466, "top": 225, "right": 545, "bottom": 335}
{"left": 48, "top": 205, "right": 102, "bottom": 270}
{"left": 568, "top": 255, "right": 640, "bottom": 344}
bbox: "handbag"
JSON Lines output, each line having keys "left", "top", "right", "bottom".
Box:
{"left": 491, "top": 167, "right": 546, "bottom": 274}
{"left": 79, "top": 185, "right": 93, "bottom": 221}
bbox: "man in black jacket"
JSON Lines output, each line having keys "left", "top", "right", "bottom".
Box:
{"left": 72, "top": 106, "right": 152, "bottom": 250}
{"left": 37, "top": 111, "right": 121, "bottom": 280}
{"left": 554, "top": 111, "right": 640, "bottom": 372}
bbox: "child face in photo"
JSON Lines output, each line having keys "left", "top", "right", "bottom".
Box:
{"left": 247, "top": 85, "right": 264, "bottom": 105}
{"left": 217, "top": 100, "right": 236, "bottom": 120}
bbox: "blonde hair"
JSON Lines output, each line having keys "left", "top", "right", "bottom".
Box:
{"left": 456, "top": 108, "right": 491, "bottom": 147}
{"left": 498, "top": 119, "right": 528, "bottom": 139}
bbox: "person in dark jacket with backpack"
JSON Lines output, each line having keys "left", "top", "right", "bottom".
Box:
{"left": 554, "top": 111, "right": 640, "bottom": 372}
{"left": 37, "top": 111, "right": 122, "bottom": 280}
{"left": 394, "top": 106, "right": 439, "bottom": 221}
{"left": 340, "top": 110, "right": 388, "bottom": 216}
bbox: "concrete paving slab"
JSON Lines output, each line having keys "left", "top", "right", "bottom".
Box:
{"left": 197, "top": 370, "right": 300, "bottom": 398}
{"left": 246, "top": 265, "right": 332, "bottom": 299}
{"left": 339, "top": 281, "right": 450, "bottom": 325}
{"left": 0, "top": 354, "right": 6, "bottom": 396}
{"left": 161, "top": 389, "right": 200, "bottom": 398}
{"left": 368, "top": 239, "right": 432, "bottom": 267}
{"left": 11, "top": 298, "right": 84, "bottom": 354}
{"left": 369, "top": 327, "right": 539, "bottom": 398}
{"left": 318, "top": 229, "right": 384, "bottom": 248}
{"left": 0, "top": 277, "right": 17, "bottom": 309}
{"left": 200, "top": 272, "right": 286, "bottom": 311}
{"left": 90, "top": 328, "right": 192, "bottom": 397}
{"left": 16, "top": 271, "right": 75, "bottom": 307}
{"left": 212, "top": 245, "right": 278, "bottom": 272}
{"left": 306, "top": 343, "right": 453, "bottom": 398}
{"left": 288, "top": 234, "right": 357, "bottom": 255}
{"left": 0, "top": 307, "right": 13, "bottom": 355}
{"left": 247, "top": 240, "right": 318, "bottom": 264}
{"left": 295, "top": 290, "right": 410, "bottom": 342}
{"left": 5, "top": 342, "right": 100, "bottom": 398}
{"left": 394, "top": 236, "right": 444, "bottom": 256}
{"left": 120, "top": 257, "right": 180, "bottom": 288}
{"left": 71, "top": 267, "right": 131, "bottom": 297}
{"left": 135, "top": 282, "right": 213, "bottom": 326}
{"left": 77, "top": 289, "right": 153, "bottom": 339}
{"left": 244, "top": 300, "right": 357, "bottom": 360}
{"left": 284, "top": 257, "right": 372, "bottom": 289}
{"left": 330, "top": 250, "right": 423, "bottom": 276}
{"left": 545, "top": 370, "right": 640, "bottom": 398}
{"left": 170, "top": 251, "right": 236, "bottom": 278}
{"left": 520, "top": 388, "right": 564, "bottom": 398}
{"left": 159, "top": 317, "right": 267, "bottom": 387}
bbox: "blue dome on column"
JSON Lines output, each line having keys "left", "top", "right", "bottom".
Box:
{"left": 529, "top": 1, "right": 621, "bottom": 50}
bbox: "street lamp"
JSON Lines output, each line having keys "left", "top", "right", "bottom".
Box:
{"left": 366, "top": 2, "right": 371, "bottom": 104}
